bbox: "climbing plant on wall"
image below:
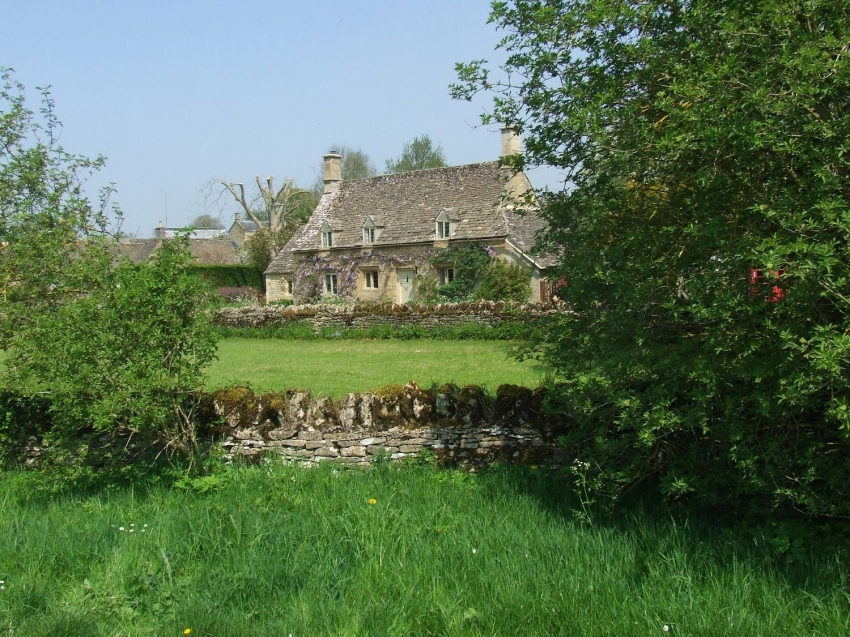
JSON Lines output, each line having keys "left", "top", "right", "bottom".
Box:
{"left": 431, "top": 242, "right": 493, "bottom": 301}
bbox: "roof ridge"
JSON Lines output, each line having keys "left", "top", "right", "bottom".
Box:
{"left": 340, "top": 160, "right": 502, "bottom": 184}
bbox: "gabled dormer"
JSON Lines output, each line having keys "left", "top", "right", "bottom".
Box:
{"left": 320, "top": 221, "right": 334, "bottom": 248}
{"left": 435, "top": 210, "right": 453, "bottom": 240}
{"left": 361, "top": 215, "right": 379, "bottom": 245}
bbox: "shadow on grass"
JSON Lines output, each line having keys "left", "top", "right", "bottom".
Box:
{"left": 487, "top": 460, "right": 850, "bottom": 605}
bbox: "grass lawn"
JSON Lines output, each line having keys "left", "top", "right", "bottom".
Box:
{"left": 1, "top": 462, "right": 846, "bottom": 635}
{"left": 205, "top": 338, "right": 550, "bottom": 398}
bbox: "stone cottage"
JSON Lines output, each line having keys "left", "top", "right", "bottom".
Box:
{"left": 265, "top": 128, "right": 555, "bottom": 304}
{"left": 226, "top": 213, "right": 259, "bottom": 248}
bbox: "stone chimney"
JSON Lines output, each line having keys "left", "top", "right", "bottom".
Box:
{"left": 323, "top": 151, "right": 342, "bottom": 194}
{"left": 235, "top": 212, "right": 242, "bottom": 222}
{"left": 155, "top": 221, "right": 165, "bottom": 239}
{"left": 500, "top": 126, "right": 522, "bottom": 157}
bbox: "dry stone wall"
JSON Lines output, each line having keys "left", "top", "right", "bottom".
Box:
{"left": 212, "top": 382, "right": 568, "bottom": 466}
{"left": 214, "top": 301, "right": 556, "bottom": 332}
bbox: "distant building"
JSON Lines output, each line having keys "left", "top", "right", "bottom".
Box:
{"left": 226, "top": 213, "right": 260, "bottom": 247}
{"left": 117, "top": 223, "right": 241, "bottom": 265}
{"left": 265, "top": 127, "right": 555, "bottom": 304}
{"left": 154, "top": 222, "right": 226, "bottom": 240}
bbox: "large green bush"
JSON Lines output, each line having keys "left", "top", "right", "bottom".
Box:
{"left": 1, "top": 69, "right": 217, "bottom": 463}
{"left": 476, "top": 259, "right": 531, "bottom": 303}
{"left": 456, "top": 1, "right": 850, "bottom": 518}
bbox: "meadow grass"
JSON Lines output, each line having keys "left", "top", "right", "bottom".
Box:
{"left": 0, "top": 461, "right": 846, "bottom": 636}
{"left": 204, "top": 338, "right": 549, "bottom": 398}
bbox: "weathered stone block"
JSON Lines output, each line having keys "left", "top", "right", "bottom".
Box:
{"left": 279, "top": 439, "right": 307, "bottom": 448}
{"left": 367, "top": 446, "right": 398, "bottom": 455}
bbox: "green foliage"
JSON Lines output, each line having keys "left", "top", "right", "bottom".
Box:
{"left": 213, "top": 320, "right": 539, "bottom": 341}
{"left": 1, "top": 462, "right": 848, "bottom": 634}
{"left": 476, "top": 259, "right": 531, "bottom": 302}
{"left": 5, "top": 238, "right": 218, "bottom": 453}
{"left": 0, "top": 69, "right": 218, "bottom": 462}
{"left": 189, "top": 213, "right": 223, "bottom": 229}
{"left": 385, "top": 135, "right": 447, "bottom": 173}
{"left": 414, "top": 273, "right": 441, "bottom": 303}
{"left": 243, "top": 226, "right": 294, "bottom": 276}
{"left": 186, "top": 264, "right": 264, "bottom": 290}
{"left": 433, "top": 242, "right": 492, "bottom": 301}
{"left": 455, "top": 1, "right": 850, "bottom": 517}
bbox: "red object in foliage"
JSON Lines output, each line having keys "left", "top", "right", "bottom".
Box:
{"left": 749, "top": 268, "right": 785, "bottom": 302}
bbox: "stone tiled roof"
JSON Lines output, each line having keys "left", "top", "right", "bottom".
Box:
{"left": 266, "top": 161, "right": 554, "bottom": 274}
{"left": 187, "top": 239, "right": 242, "bottom": 265}
{"left": 116, "top": 239, "right": 160, "bottom": 263}
{"left": 116, "top": 237, "right": 241, "bottom": 265}
{"left": 229, "top": 218, "right": 259, "bottom": 234}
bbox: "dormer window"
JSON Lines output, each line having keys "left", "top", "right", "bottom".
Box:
{"left": 361, "top": 216, "right": 378, "bottom": 245}
{"left": 435, "top": 210, "right": 453, "bottom": 239}
{"left": 320, "top": 221, "right": 334, "bottom": 248}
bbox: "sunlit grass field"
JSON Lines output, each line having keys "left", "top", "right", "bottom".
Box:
{"left": 204, "top": 338, "right": 549, "bottom": 398}
{"left": 1, "top": 461, "right": 847, "bottom": 636}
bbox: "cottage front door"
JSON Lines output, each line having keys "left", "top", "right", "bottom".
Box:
{"left": 397, "top": 269, "right": 415, "bottom": 304}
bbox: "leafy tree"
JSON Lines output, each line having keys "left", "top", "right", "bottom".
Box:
{"left": 385, "top": 135, "right": 447, "bottom": 173}
{"left": 339, "top": 146, "right": 376, "bottom": 180}
{"left": 190, "top": 213, "right": 224, "bottom": 229}
{"left": 454, "top": 1, "right": 850, "bottom": 517}
{"left": 0, "top": 68, "right": 217, "bottom": 462}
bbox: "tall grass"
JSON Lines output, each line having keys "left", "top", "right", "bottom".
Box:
{"left": 1, "top": 461, "right": 846, "bottom": 636}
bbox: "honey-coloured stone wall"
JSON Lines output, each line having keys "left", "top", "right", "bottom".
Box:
{"left": 211, "top": 382, "right": 568, "bottom": 466}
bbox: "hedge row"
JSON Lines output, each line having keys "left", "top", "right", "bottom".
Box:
{"left": 187, "top": 265, "right": 264, "bottom": 290}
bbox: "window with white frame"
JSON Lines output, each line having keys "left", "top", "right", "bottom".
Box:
{"left": 437, "top": 267, "right": 454, "bottom": 285}
{"left": 322, "top": 230, "right": 333, "bottom": 247}
{"left": 363, "top": 226, "right": 375, "bottom": 244}
{"left": 324, "top": 273, "right": 338, "bottom": 294}
{"left": 435, "top": 210, "right": 453, "bottom": 239}
{"left": 363, "top": 270, "right": 379, "bottom": 289}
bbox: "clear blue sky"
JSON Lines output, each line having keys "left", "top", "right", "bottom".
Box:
{"left": 1, "top": 0, "right": 562, "bottom": 236}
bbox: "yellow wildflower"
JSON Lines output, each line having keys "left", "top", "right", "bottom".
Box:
{"left": 368, "top": 498, "right": 377, "bottom": 505}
